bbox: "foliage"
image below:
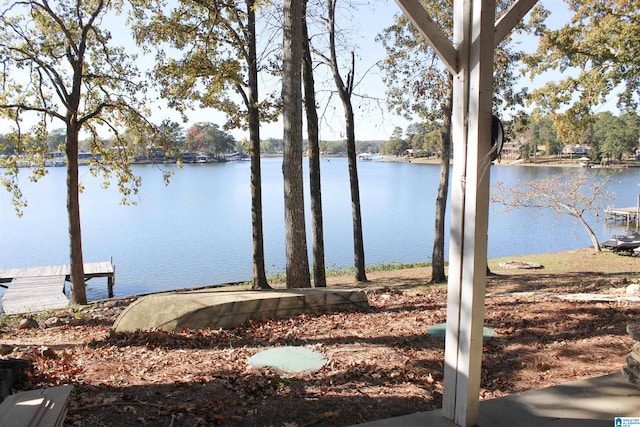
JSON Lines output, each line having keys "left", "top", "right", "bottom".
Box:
{"left": 46, "top": 129, "right": 67, "bottom": 153}
{"left": 0, "top": 0, "right": 165, "bottom": 209}
{"left": 185, "top": 122, "right": 235, "bottom": 156}
{"left": 377, "top": 0, "right": 528, "bottom": 123}
{"left": 510, "top": 111, "right": 640, "bottom": 163}
{"left": 511, "top": 113, "right": 562, "bottom": 161}
{"left": 390, "top": 121, "right": 442, "bottom": 156}
{"left": 132, "top": 0, "right": 279, "bottom": 132}
{"left": 355, "top": 140, "right": 381, "bottom": 154}
{"left": 525, "top": 0, "right": 640, "bottom": 140}
{"left": 591, "top": 112, "right": 640, "bottom": 161}
{"left": 261, "top": 138, "right": 284, "bottom": 154}
{"left": 383, "top": 126, "right": 407, "bottom": 156}
{"left": 491, "top": 171, "right": 615, "bottom": 252}
{"left": 533, "top": 116, "right": 562, "bottom": 156}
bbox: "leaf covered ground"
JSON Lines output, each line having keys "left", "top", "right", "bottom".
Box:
{"left": 1, "top": 249, "right": 639, "bottom": 426}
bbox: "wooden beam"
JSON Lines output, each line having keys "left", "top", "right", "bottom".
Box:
{"left": 494, "top": 0, "right": 538, "bottom": 47}
{"left": 394, "top": 0, "right": 458, "bottom": 74}
{"left": 443, "top": 0, "right": 495, "bottom": 425}
{"left": 442, "top": 0, "right": 472, "bottom": 418}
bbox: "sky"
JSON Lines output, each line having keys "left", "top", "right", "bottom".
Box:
{"left": 3, "top": 0, "right": 621, "bottom": 144}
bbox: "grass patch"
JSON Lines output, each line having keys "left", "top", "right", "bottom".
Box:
{"left": 325, "top": 261, "right": 432, "bottom": 277}
{"left": 365, "top": 261, "right": 432, "bottom": 273}
{"left": 490, "top": 248, "right": 640, "bottom": 276}
{"left": 264, "top": 261, "right": 434, "bottom": 286}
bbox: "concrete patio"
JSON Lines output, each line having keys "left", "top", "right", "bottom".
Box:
{"left": 356, "top": 372, "right": 640, "bottom": 426}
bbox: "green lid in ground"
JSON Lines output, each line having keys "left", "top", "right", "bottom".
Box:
{"left": 427, "top": 323, "right": 497, "bottom": 340}
{"left": 247, "top": 346, "right": 327, "bottom": 375}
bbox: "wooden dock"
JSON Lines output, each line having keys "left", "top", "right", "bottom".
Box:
{"left": 0, "top": 261, "right": 115, "bottom": 315}
{"left": 604, "top": 206, "right": 639, "bottom": 227}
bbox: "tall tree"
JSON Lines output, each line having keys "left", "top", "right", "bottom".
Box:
{"left": 592, "top": 112, "right": 624, "bottom": 161}
{"left": 525, "top": 1, "right": 640, "bottom": 140}
{"left": 282, "top": 0, "right": 311, "bottom": 289}
{"left": 378, "top": 4, "right": 453, "bottom": 283}
{"left": 405, "top": 122, "right": 426, "bottom": 151}
{"left": 383, "top": 126, "right": 406, "bottom": 156}
{"left": 0, "top": 0, "right": 160, "bottom": 304}
{"left": 317, "top": 0, "right": 367, "bottom": 282}
{"left": 591, "top": 112, "right": 640, "bottom": 161}
{"left": 378, "top": 0, "right": 528, "bottom": 283}
{"left": 431, "top": 80, "right": 453, "bottom": 283}
{"left": 621, "top": 112, "right": 640, "bottom": 157}
{"left": 530, "top": 115, "right": 561, "bottom": 160}
{"left": 302, "top": 0, "right": 326, "bottom": 288}
{"left": 134, "top": 0, "right": 277, "bottom": 289}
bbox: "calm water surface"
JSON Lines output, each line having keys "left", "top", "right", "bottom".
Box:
{"left": 1, "top": 158, "right": 638, "bottom": 301}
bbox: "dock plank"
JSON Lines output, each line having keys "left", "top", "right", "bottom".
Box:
{"left": 0, "top": 260, "right": 116, "bottom": 312}
{"left": 2, "top": 276, "right": 68, "bottom": 314}
{"left": 0, "top": 261, "right": 114, "bottom": 283}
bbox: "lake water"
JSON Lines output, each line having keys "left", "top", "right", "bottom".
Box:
{"left": 1, "top": 158, "right": 639, "bottom": 301}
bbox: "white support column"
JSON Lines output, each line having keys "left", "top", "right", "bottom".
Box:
{"left": 442, "top": 0, "right": 495, "bottom": 426}
{"left": 392, "top": 0, "right": 538, "bottom": 425}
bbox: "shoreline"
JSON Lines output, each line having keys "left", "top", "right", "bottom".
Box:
{"left": 379, "top": 155, "right": 640, "bottom": 168}
{"left": 70, "top": 247, "right": 640, "bottom": 310}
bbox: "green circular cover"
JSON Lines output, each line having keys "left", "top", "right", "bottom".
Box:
{"left": 427, "top": 323, "right": 497, "bottom": 340}
{"left": 247, "top": 346, "right": 327, "bottom": 374}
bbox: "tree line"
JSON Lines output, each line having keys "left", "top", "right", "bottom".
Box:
{"left": 0, "top": 122, "right": 239, "bottom": 161}
{"left": 0, "top": 0, "right": 638, "bottom": 303}
{"left": 510, "top": 111, "right": 640, "bottom": 163}
{"left": 385, "top": 110, "right": 640, "bottom": 163}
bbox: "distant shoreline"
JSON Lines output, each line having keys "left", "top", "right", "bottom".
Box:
{"left": 380, "top": 156, "right": 640, "bottom": 168}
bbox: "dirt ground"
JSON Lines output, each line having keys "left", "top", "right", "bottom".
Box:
{"left": 1, "top": 249, "right": 639, "bottom": 426}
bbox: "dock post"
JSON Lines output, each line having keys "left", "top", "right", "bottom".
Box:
{"left": 108, "top": 258, "right": 115, "bottom": 298}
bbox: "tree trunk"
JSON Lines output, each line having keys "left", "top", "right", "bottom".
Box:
{"left": 247, "top": 0, "right": 270, "bottom": 290}
{"left": 302, "top": 0, "right": 326, "bottom": 288}
{"left": 430, "top": 80, "right": 453, "bottom": 284}
{"left": 327, "top": 0, "right": 367, "bottom": 282}
{"left": 578, "top": 215, "right": 602, "bottom": 253}
{"left": 282, "top": 0, "right": 311, "bottom": 288}
{"left": 344, "top": 101, "right": 367, "bottom": 282}
{"left": 66, "top": 123, "right": 86, "bottom": 305}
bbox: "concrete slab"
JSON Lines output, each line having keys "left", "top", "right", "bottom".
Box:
{"left": 354, "top": 372, "right": 640, "bottom": 426}
{"left": 112, "top": 288, "right": 369, "bottom": 332}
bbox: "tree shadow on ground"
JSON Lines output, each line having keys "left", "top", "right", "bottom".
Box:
{"left": 487, "top": 270, "right": 637, "bottom": 294}
{"left": 63, "top": 379, "right": 442, "bottom": 426}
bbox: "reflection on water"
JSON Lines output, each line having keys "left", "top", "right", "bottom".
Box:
{"left": 0, "top": 159, "right": 638, "bottom": 300}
